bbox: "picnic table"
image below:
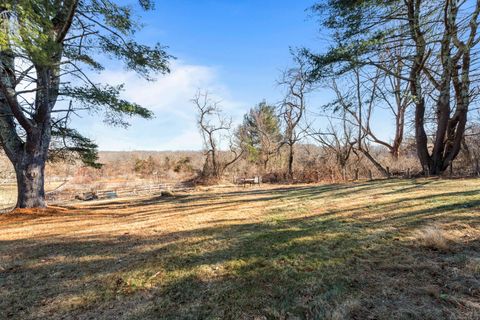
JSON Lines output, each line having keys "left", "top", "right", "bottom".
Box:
{"left": 237, "top": 176, "right": 262, "bottom": 187}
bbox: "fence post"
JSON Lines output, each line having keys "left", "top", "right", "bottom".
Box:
{"left": 386, "top": 167, "right": 391, "bottom": 179}
{"left": 354, "top": 169, "right": 359, "bottom": 181}
{"left": 368, "top": 170, "right": 373, "bottom": 181}
{"left": 407, "top": 168, "right": 411, "bottom": 179}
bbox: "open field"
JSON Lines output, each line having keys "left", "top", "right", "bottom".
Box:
{"left": 0, "top": 185, "right": 16, "bottom": 211}
{"left": 0, "top": 179, "right": 479, "bottom": 319}
{"left": 0, "top": 182, "right": 72, "bottom": 211}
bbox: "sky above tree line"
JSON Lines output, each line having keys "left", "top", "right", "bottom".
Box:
{"left": 74, "top": 0, "right": 390, "bottom": 151}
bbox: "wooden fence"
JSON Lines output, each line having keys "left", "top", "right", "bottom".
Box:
{"left": 46, "top": 182, "right": 192, "bottom": 203}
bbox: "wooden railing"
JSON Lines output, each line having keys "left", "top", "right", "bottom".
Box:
{"left": 46, "top": 182, "right": 192, "bottom": 203}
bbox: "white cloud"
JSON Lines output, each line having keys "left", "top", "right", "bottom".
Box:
{"left": 96, "top": 62, "right": 216, "bottom": 110}
{"left": 73, "top": 61, "right": 247, "bottom": 151}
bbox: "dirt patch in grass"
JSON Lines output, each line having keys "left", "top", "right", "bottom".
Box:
{"left": 0, "top": 179, "right": 479, "bottom": 319}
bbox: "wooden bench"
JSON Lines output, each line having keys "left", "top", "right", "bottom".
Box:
{"left": 237, "top": 176, "right": 262, "bottom": 187}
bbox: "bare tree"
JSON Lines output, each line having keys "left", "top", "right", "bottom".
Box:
{"left": 368, "top": 44, "right": 412, "bottom": 159}
{"left": 192, "top": 91, "right": 242, "bottom": 180}
{"left": 308, "top": 112, "right": 356, "bottom": 180}
{"left": 307, "top": 0, "right": 480, "bottom": 176}
{"left": 402, "top": 0, "right": 479, "bottom": 174}
{"left": 328, "top": 68, "right": 390, "bottom": 177}
{"left": 278, "top": 58, "right": 311, "bottom": 180}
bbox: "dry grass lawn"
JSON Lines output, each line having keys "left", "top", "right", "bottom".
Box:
{"left": 0, "top": 184, "right": 16, "bottom": 211}
{"left": 1, "top": 181, "right": 66, "bottom": 211}
{"left": 0, "top": 178, "right": 479, "bottom": 319}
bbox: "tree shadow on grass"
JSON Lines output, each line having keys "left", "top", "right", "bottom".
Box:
{"left": 1, "top": 180, "right": 479, "bottom": 319}
{"left": 0, "top": 216, "right": 379, "bottom": 319}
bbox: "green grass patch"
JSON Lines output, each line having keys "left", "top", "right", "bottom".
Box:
{"left": 1, "top": 178, "right": 479, "bottom": 319}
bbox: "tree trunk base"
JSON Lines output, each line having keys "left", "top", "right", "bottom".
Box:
{"left": 15, "top": 159, "right": 47, "bottom": 209}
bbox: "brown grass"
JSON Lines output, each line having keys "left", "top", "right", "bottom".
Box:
{"left": 0, "top": 178, "right": 479, "bottom": 319}
{"left": 0, "top": 184, "right": 16, "bottom": 211}
{"left": 415, "top": 225, "right": 450, "bottom": 251}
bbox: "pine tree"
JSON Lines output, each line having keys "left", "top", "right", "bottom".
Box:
{"left": 237, "top": 101, "right": 282, "bottom": 172}
{"left": 0, "top": 0, "right": 172, "bottom": 208}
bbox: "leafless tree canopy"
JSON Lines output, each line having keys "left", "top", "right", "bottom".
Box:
{"left": 192, "top": 90, "right": 242, "bottom": 181}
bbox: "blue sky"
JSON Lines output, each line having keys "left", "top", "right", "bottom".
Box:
{"left": 149, "top": 0, "right": 323, "bottom": 99}
{"left": 74, "top": 0, "right": 331, "bottom": 151}
{"left": 74, "top": 0, "right": 397, "bottom": 151}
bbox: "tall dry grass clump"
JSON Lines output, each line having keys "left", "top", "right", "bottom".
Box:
{"left": 415, "top": 225, "right": 450, "bottom": 251}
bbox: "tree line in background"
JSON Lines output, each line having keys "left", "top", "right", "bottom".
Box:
{"left": 194, "top": 0, "right": 480, "bottom": 183}
{"left": 2, "top": 0, "right": 480, "bottom": 208}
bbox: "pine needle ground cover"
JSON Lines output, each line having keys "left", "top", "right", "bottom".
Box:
{"left": 1, "top": 179, "right": 479, "bottom": 319}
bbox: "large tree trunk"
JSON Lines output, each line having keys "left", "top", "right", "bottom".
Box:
{"left": 15, "top": 154, "right": 47, "bottom": 208}
{"left": 14, "top": 127, "right": 51, "bottom": 208}
{"left": 407, "top": 0, "right": 474, "bottom": 176}
{"left": 0, "top": 126, "right": 52, "bottom": 210}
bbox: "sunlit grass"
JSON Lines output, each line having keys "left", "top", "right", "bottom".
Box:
{"left": 0, "top": 178, "right": 479, "bottom": 319}
{"left": 0, "top": 181, "right": 67, "bottom": 211}
{"left": 0, "top": 185, "right": 16, "bottom": 211}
